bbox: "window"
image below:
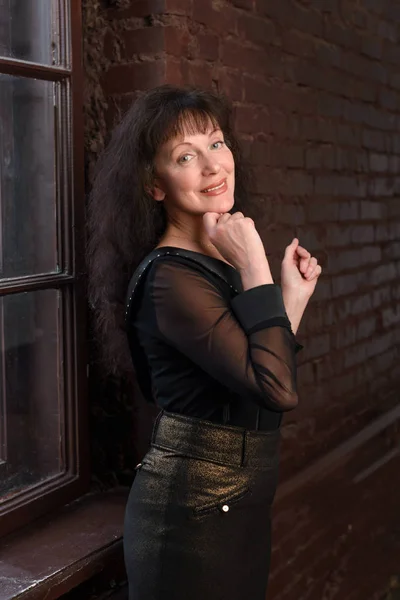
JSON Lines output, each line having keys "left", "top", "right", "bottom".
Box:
{"left": 0, "top": 0, "right": 87, "bottom": 537}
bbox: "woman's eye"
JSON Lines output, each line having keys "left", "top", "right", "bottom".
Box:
{"left": 178, "top": 154, "right": 192, "bottom": 164}
{"left": 211, "top": 141, "right": 224, "bottom": 150}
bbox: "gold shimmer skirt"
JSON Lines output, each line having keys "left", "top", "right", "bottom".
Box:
{"left": 123, "top": 410, "right": 281, "bottom": 600}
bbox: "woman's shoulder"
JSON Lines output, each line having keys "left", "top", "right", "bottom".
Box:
{"left": 126, "top": 247, "right": 240, "bottom": 315}
{"left": 149, "top": 247, "right": 241, "bottom": 291}
{"left": 147, "top": 249, "right": 219, "bottom": 286}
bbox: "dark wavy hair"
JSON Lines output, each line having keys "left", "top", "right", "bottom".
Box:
{"left": 86, "top": 85, "right": 249, "bottom": 375}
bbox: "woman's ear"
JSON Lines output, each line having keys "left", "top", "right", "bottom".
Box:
{"left": 146, "top": 180, "right": 166, "bottom": 202}
{"left": 152, "top": 185, "right": 166, "bottom": 202}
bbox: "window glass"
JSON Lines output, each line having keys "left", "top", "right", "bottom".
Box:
{"left": 0, "top": 288, "right": 63, "bottom": 500}
{"left": 0, "top": 73, "right": 58, "bottom": 278}
{"left": 0, "top": 0, "right": 61, "bottom": 66}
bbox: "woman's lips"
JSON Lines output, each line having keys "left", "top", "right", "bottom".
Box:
{"left": 200, "top": 179, "right": 228, "bottom": 196}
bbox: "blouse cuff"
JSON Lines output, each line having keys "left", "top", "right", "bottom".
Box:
{"left": 231, "top": 284, "right": 290, "bottom": 334}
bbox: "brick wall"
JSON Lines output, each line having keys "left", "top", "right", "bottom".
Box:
{"left": 85, "top": 0, "right": 400, "bottom": 597}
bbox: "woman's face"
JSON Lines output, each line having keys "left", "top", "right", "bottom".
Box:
{"left": 152, "top": 120, "right": 235, "bottom": 218}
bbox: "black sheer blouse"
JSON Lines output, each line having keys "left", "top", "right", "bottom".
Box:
{"left": 129, "top": 248, "right": 302, "bottom": 431}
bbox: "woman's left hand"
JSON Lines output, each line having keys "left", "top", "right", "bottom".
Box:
{"left": 281, "top": 238, "right": 322, "bottom": 299}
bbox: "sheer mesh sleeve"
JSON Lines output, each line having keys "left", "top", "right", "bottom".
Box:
{"left": 149, "top": 259, "right": 299, "bottom": 412}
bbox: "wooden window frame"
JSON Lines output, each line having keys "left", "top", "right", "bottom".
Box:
{"left": 0, "top": 0, "right": 88, "bottom": 538}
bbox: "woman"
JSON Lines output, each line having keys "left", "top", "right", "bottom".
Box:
{"left": 87, "top": 85, "right": 321, "bottom": 599}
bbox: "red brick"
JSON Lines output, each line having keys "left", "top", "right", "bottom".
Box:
{"left": 373, "top": 286, "right": 392, "bottom": 308}
{"left": 295, "top": 227, "right": 324, "bottom": 252}
{"left": 334, "top": 323, "right": 357, "bottom": 349}
{"left": 390, "top": 72, "right": 400, "bottom": 90}
{"left": 120, "top": 26, "right": 165, "bottom": 59}
{"left": 384, "top": 41, "right": 400, "bottom": 65}
{"left": 369, "top": 177, "right": 395, "bottom": 197}
{"left": 326, "top": 224, "right": 351, "bottom": 247}
{"left": 197, "top": 32, "right": 219, "bottom": 62}
{"left": 255, "top": 0, "right": 291, "bottom": 24}
{"left": 269, "top": 111, "right": 300, "bottom": 140}
{"left": 315, "top": 175, "right": 359, "bottom": 197}
{"left": 351, "top": 224, "right": 375, "bottom": 244}
{"left": 260, "top": 1, "right": 323, "bottom": 35}
{"left": 269, "top": 144, "right": 304, "bottom": 169}
{"left": 181, "top": 60, "right": 215, "bottom": 89}
{"left": 193, "top": 0, "right": 237, "bottom": 35}
{"left": 303, "top": 333, "right": 331, "bottom": 360}
{"left": 165, "top": 59, "right": 184, "bottom": 84}
{"left": 362, "top": 129, "right": 385, "bottom": 151}
{"left": 371, "top": 263, "right": 397, "bottom": 286}
{"left": 164, "top": 0, "right": 192, "bottom": 14}
{"left": 305, "top": 145, "right": 335, "bottom": 170}
{"left": 249, "top": 140, "right": 270, "bottom": 165}
{"left": 243, "top": 76, "right": 275, "bottom": 105}
{"left": 231, "top": 0, "right": 254, "bottom": 9}
{"left": 106, "top": 0, "right": 165, "bottom": 19}
{"left": 222, "top": 39, "right": 268, "bottom": 74}
{"left": 357, "top": 316, "right": 377, "bottom": 339}
{"left": 369, "top": 153, "right": 389, "bottom": 172}
{"left": 283, "top": 30, "right": 314, "bottom": 57}
{"left": 383, "top": 241, "right": 400, "bottom": 260}
{"left": 338, "top": 201, "right": 359, "bottom": 220}
{"left": 283, "top": 171, "right": 313, "bottom": 196}
{"left": 290, "top": 3, "right": 323, "bottom": 36}
{"left": 353, "top": 80, "right": 377, "bottom": 103}
{"left": 165, "top": 26, "right": 192, "bottom": 57}
{"left": 238, "top": 13, "right": 278, "bottom": 48}
{"left": 382, "top": 304, "right": 400, "bottom": 327}
{"left": 218, "top": 69, "right": 243, "bottom": 102}
{"left": 361, "top": 35, "right": 383, "bottom": 60}
{"left": 324, "top": 21, "right": 360, "bottom": 50}
{"left": 379, "top": 88, "right": 399, "bottom": 110}
{"left": 276, "top": 202, "right": 305, "bottom": 225}
{"left": 234, "top": 105, "right": 270, "bottom": 135}
{"left": 378, "top": 20, "right": 397, "bottom": 42}
{"left": 103, "top": 59, "right": 165, "bottom": 94}
{"left": 336, "top": 124, "right": 360, "bottom": 146}
{"left": 389, "top": 156, "right": 400, "bottom": 173}
{"left": 316, "top": 41, "right": 341, "bottom": 68}
{"left": 328, "top": 248, "right": 362, "bottom": 273}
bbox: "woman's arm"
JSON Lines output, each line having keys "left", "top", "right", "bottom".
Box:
{"left": 147, "top": 259, "right": 299, "bottom": 412}
{"left": 281, "top": 290, "right": 309, "bottom": 335}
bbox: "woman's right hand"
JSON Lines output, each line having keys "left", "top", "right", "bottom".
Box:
{"left": 203, "top": 212, "right": 274, "bottom": 288}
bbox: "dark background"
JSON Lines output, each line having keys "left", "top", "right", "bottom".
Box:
{"left": 83, "top": 1, "right": 400, "bottom": 598}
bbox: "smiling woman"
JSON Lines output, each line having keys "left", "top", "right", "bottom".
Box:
{"left": 86, "top": 85, "right": 249, "bottom": 373}
{"left": 155, "top": 126, "right": 234, "bottom": 204}
{"left": 86, "top": 85, "right": 315, "bottom": 599}
{"left": 153, "top": 121, "right": 236, "bottom": 257}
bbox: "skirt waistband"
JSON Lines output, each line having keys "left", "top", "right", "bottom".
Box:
{"left": 151, "top": 410, "right": 280, "bottom": 468}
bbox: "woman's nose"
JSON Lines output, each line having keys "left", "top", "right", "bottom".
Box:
{"left": 202, "top": 154, "right": 221, "bottom": 175}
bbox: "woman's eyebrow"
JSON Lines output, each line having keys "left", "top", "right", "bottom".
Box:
{"left": 171, "top": 141, "right": 192, "bottom": 151}
{"left": 169, "top": 129, "right": 222, "bottom": 154}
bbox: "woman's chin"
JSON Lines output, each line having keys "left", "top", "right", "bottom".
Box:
{"left": 209, "top": 195, "right": 235, "bottom": 214}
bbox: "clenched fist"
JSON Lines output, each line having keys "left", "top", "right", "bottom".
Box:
{"left": 281, "top": 238, "right": 322, "bottom": 299}
{"left": 203, "top": 212, "right": 268, "bottom": 273}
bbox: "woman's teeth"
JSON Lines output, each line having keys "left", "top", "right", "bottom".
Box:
{"left": 202, "top": 181, "right": 225, "bottom": 192}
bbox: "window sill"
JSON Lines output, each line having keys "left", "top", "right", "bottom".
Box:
{"left": 0, "top": 487, "right": 129, "bottom": 600}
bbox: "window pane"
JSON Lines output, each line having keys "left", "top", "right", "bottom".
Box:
{"left": 0, "top": 0, "right": 62, "bottom": 66}
{"left": 0, "top": 74, "right": 59, "bottom": 278}
{"left": 0, "top": 289, "right": 64, "bottom": 500}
